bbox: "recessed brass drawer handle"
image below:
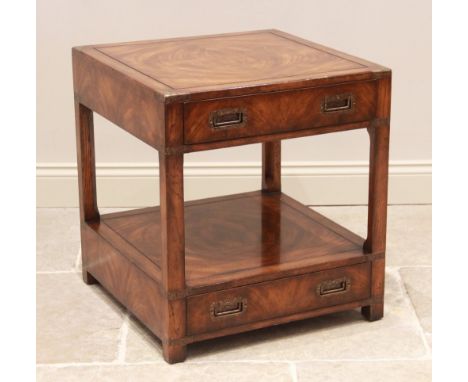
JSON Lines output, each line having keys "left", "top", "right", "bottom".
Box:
{"left": 321, "top": 94, "right": 354, "bottom": 113}
{"left": 210, "top": 108, "right": 246, "bottom": 129}
{"left": 317, "top": 277, "right": 351, "bottom": 296}
{"left": 210, "top": 297, "right": 247, "bottom": 319}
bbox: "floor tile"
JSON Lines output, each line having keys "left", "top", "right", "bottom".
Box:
{"left": 425, "top": 333, "right": 432, "bottom": 348}
{"left": 400, "top": 267, "right": 432, "bottom": 334}
{"left": 124, "top": 315, "right": 164, "bottom": 362}
{"left": 36, "top": 209, "right": 81, "bottom": 271}
{"left": 296, "top": 360, "right": 431, "bottom": 381}
{"left": 386, "top": 206, "right": 432, "bottom": 266}
{"left": 37, "top": 363, "right": 293, "bottom": 382}
{"left": 124, "top": 271, "right": 427, "bottom": 362}
{"left": 37, "top": 273, "right": 124, "bottom": 363}
{"left": 313, "top": 206, "right": 367, "bottom": 238}
{"left": 315, "top": 205, "right": 432, "bottom": 266}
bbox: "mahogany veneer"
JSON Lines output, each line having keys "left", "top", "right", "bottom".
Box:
{"left": 72, "top": 30, "right": 391, "bottom": 363}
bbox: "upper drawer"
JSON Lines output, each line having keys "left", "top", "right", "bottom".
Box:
{"left": 183, "top": 81, "right": 377, "bottom": 145}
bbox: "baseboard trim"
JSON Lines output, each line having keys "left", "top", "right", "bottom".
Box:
{"left": 36, "top": 161, "right": 431, "bottom": 207}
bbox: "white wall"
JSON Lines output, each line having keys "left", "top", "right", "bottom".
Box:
{"left": 37, "top": 0, "right": 431, "bottom": 206}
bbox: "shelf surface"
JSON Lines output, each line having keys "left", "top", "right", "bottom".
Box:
{"left": 97, "top": 191, "right": 367, "bottom": 291}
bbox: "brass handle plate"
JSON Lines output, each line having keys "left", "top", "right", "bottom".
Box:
{"left": 317, "top": 277, "right": 351, "bottom": 296}
{"left": 321, "top": 93, "right": 354, "bottom": 113}
{"left": 210, "top": 297, "right": 247, "bottom": 319}
{"left": 209, "top": 108, "right": 246, "bottom": 129}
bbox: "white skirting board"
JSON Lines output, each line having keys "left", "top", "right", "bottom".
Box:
{"left": 36, "top": 161, "right": 431, "bottom": 207}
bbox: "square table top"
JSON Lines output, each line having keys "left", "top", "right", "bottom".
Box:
{"left": 75, "top": 29, "right": 389, "bottom": 102}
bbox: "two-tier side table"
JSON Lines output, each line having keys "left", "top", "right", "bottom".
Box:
{"left": 72, "top": 30, "right": 391, "bottom": 364}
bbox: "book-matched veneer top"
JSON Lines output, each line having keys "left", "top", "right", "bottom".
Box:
{"left": 76, "top": 30, "right": 389, "bottom": 100}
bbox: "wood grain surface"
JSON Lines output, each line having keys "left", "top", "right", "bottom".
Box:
{"left": 187, "top": 262, "right": 370, "bottom": 335}
{"left": 74, "top": 29, "right": 390, "bottom": 103}
{"left": 97, "top": 31, "right": 364, "bottom": 89}
{"left": 183, "top": 80, "right": 377, "bottom": 144}
{"left": 73, "top": 30, "right": 391, "bottom": 363}
{"left": 100, "top": 191, "right": 368, "bottom": 293}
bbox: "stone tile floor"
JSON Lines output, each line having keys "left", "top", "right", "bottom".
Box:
{"left": 37, "top": 206, "right": 432, "bottom": 381}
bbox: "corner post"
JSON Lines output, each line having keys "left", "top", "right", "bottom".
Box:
{"left": 362, "top": 75, "right": 391, "bottom": 321}
{"left": 74, "top": 98, "right": 99, "bottom": 284}
{"left": 262, "top": 141, "right": 281, "bottom": 192}
{"left": 159, "top": 103, "right": 187, "bottom": 363}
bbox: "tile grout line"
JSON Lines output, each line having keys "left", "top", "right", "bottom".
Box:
{"left": 36, "top": 357, "right": 433, "bottom": 368}
{"left": 391, "top": 267, "right": 432, "bottom": 357}
{"left": 288, "top": 361, "right": 298, "bottom": 382}
{"left": 289, "top": 357, "right": 432, "bottom": 363}
{"left": 36, "top": 249, "right": 82, "bottom": 275}
{"left": 74, "top": 248, "right": 82, "bottom": 272}
{"left": 37, "top": 270, "right": 77, "bottom": 274}
{"left": 114, "top": 313, "right": 130, "bottom": 364}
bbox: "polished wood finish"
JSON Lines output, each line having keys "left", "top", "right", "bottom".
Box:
{"left": 87, "top": 30, "right": 388, "bottom": 101}
{"left": 262, "top": 141, "right": 281, "bottom": 192}
{"left": 72, "top": 48, "right": 165, "bottom": 150}
{"left": 362, "top": 76, "right": 391, "bottom": 321}
{"left": 96, "top": 31, "right": 364, "bottom": 90}
{"left": 72, "top": 30, "right": 391, "bottom": 363}
{"left": 97, "top": 192, "right": 371, "bottom": 293}
{"left": 73, "top": 29, "right": 389, "bottom": 152}
{"left": 74, "top": 101, "right": 99, "bottom": 285}
{"left": 184, "top": 119, "right": 383, "bottom": 153}
{"left": 187, "top": 262, "right": 370, "bottom": 335}
{"left": 183, "top": 80, "right": 377, "bottom": 145}
{"left": 82, "top": 223, "right": 165, "bottom": 338}
{"left": 182, "top": 298, "right": 373, "bottom": 345}
{"left": 159, "top": 103, "right": 187, "bottom": 360}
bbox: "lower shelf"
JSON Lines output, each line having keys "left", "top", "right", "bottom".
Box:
{"left": 82, "top": 190, "right": 381, "bottom": 348}
{"left": 89, "top": 191, "right": 370, "bottom": 294}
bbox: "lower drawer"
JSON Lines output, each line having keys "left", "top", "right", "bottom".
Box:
{"left": 187, "top": 262, "right": 371, "bottom": 335}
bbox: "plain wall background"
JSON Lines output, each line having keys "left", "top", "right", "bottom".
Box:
{"left": 36, "top": 0, "right": 431, "bottom": 206}
{"left": 37, "top": 0, "right": 431, "bottom": 163}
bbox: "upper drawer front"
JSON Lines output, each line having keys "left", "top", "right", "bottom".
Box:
{"left": 187, "top": 262, "right": 370, "bottom": 335}
{"left": 183, "top": 81, "right": 377, "bottom": 145}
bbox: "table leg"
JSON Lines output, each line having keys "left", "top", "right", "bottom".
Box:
{"left": 362, "top": 77, "right": 391, "bottom": 321}
{"left": 159, "top": 152, "right": 187, "bottom": 363}
{"left": 262, "top": 141, "right": 281, "bottom": 192}
{"left": 74, "top": 100, "right": 99, "bottom": 285}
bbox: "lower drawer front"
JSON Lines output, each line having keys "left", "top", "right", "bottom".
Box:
{"left": 187, "top": 262, "right": 370, "bottom": 335}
